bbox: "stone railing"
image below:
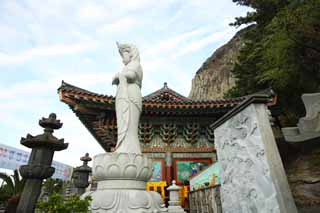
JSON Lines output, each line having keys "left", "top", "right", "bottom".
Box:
{"left": 189, "top": 185, "right": 221, "bottom": 213}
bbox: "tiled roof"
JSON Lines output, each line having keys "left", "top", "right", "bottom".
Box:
{"left": 58, "top": 81, "right": 276, "bottom": 151}
{"left": 58, "top": 81, "right": 246, "bottom": 111}
{"left": 143, "top": 82, "right": 189, "bottom": 102}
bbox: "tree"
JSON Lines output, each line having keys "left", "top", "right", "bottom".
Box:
{"left": 227, "top": 0, "right": 320, "bottom": 125}
{"left": 42, "top": 178, "right": 64, "bottom": 196}
{"left": 37, "top": 193, "right": 91, "bottom": 213}
{"left": 0, "top": 170, "right": 25, "bottom": 211}
{"left": 230, "top": 0, "right": 289, "bottom": 27}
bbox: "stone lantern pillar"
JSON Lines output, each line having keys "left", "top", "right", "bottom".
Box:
{"left": 16, "top": 113, "right": 68, "bottom": 213}
{"left": 167, "top": 180, "right": 185, "bottom": 213}
{"left": 73, "top": 153, "right": 92, "bottom": 195}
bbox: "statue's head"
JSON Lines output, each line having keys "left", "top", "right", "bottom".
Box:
{"left": 116, "top": 42, "right": 140, "bottom": 65}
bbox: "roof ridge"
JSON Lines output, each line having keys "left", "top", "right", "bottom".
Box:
{"left": 143, "top": 82, "right": 189, "bottom": 102}
{"left": 58, "top": 81, "right": 109, "bottom": 97}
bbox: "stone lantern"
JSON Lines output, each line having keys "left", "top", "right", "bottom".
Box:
{"left": 73, "top": 153, "right": 92, "bottom": 195}
{"left": 167, "top": 180, "right": 185, "bottom": 213}
{"left": 16, "top": 113, "right": 68, "bottom": 213}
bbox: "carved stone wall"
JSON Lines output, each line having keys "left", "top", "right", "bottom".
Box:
{"left": 214, "top": 104, "right": 297, "bottom": 213}
{"left": 189, "top": 185, "right": 222, "bottom": 213}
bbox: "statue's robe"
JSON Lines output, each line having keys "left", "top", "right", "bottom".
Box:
{"left": 115, "top": 60, "right": 142, "bottom": 154}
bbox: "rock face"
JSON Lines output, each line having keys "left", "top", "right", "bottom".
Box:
{"left": 280, "top": 140, "right": 320, "bottom": 212}
{"left": 189, "top": 27, "right": 320, "bottom": 212}
{"left": 188, "top": 28, "right": 247, "bottom": 100}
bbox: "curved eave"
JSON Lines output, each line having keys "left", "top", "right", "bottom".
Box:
{"left": 58, "top": 81, "right": 277, "bottom": 117}
{"left": 59, "top": 91, "right": 245, "bottom": 114}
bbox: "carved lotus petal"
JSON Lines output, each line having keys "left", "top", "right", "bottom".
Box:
{"left": 92, "top": 152, "right": 152, "bottom": 181}
{"left": 117, "top": 153, "right": 130, "bottom": 165}
{"left": 138, "top": 166, "right": 151, "bottom": 180}
{"left": 134, "top": 155, "right": 143, "bottom": 165}
{"left": 102, "top": 153, "right": 113, "bottom": 163}
{"left": 128, "top": 191, "right": 151, "bottom": 209}
{"left": 93, "top": 165, "right": 105, "bottom": 179}
{"left": 107, "top": 164, "right": 121, "bottom": 178}
{"left": 86, "top": 188, "right": 167, "bottom": 212}
{"left": 123, "top": 164, "right": 138, "bottom": 178}
{"left": 90, "top": 190, "right": 117, "bottom": 210}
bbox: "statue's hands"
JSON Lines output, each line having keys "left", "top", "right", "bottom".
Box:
{"left": 112, "top": 73, "right": 120, "bottom": 85}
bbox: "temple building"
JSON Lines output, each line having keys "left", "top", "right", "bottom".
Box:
{"left": 58, "top": 81, "right": 248, "bottom": 186}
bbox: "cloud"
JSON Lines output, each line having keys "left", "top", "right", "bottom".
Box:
{"left": 173, "top": 28, "right": 235, "bottom": 58}
{"left": 76, "top": 2, "right": 110, "bottom": 22}
{"left": 0, "top": 0, "right": 251, "bottom": 167}
{"left": 106, "top": 0, "right": 171, "bottom": 13}
{"left": 0, "top": 41, "right": 99, "bottom": 65}
{"left": 97, "top": 17, "right": 138, "bottom": 36}
{"left": 143, "top": 27, "right": 211, "bottom": 56}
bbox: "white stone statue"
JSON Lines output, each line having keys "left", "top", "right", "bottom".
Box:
{"left": 83, "top": 43, "right": 167, "bottom": 212}
{"left": 112, "top": 42, "right": 143, "bottom": 154}
{"left": 282, "top": 93, "right": 320, "bottom": 142}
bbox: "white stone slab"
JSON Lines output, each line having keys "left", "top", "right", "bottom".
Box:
{"left": 214, "top": 103, "right": 297, "bottom": 213}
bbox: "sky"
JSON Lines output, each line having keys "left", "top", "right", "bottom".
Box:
{"left": 0, "top": 0, "right": 250, "bottom": 168}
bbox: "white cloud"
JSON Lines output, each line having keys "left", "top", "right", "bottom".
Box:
{"left": 0, "top": 24, "right": 20, "bottom": 41}
{"left": 173, "top": 28, "right": 235, "bottom": 58}
{"left": 143, "top": 27, "right": 211, "bottom": 56}
{"left": 76, "top": 3, "right": 110, "bottom": 22}
{"left": 0, "top": 80, "right": 54, "bottom": 100}
{"left": 106, "top": 0, "right": 171, "bottom": 13}
{"left": 154, "top": 6, "right": 185, "bottom": 31}
{"left": 97, "top": 17, "right": 138, "bottom": 36}
{"left": 0, "top": 0, "right": 251, "bottom": 167}
{"left": 0, "top": 41, "right": 99, "bottom": 65}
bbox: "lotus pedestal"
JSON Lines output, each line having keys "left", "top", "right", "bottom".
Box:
{"left": 82, "top": 152, "right": 167, "bottom": 212}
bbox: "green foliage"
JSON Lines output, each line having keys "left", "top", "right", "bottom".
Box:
{"left": 0, "top": 170, "right": 25, "bottom": 205}
{"left": 0, "top": 182, "right": 12, "bottom": 205}
{"left": 231, "top": 0, "right": 289, "bottom": 26}
{"left": 37, "top": 193, "right": 91, "bottom": 213}
{"left": 227, "top": 0, "right": 320, "bottom": 125}
{"left": 42, "top": 178, "right": 64, "bottom": 196}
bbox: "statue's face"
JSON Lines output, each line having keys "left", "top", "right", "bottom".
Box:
{"left": 122, "top": 51, "right": 131, "bottom": 65}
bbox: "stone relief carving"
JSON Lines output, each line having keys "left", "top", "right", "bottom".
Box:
{"left": 215, "top": 104, "right": 280, "bottom": 213}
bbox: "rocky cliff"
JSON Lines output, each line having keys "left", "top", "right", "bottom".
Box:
{"left": 188, "top": 28, "right": 247, "bottom": 100}
{"left": 190, "top": 26, "right": 320, "bottom": 212}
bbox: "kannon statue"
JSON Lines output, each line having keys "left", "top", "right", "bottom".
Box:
{"left": 112, "top": 42, "right": 143, "bottom": 154}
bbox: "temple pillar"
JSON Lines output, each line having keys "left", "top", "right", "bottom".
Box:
{"left": 165, "top": 152, "right": 173, "bottom": 184}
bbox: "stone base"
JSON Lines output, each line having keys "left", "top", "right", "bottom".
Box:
{"left": 167, "top": 205, "right": 185, "bottom": 213}
{"left": 282, "top": 127, "right": 320, "bottom": 142}
{"left": 82, "top": 152, "right": 167, "bottom": 212}
{"left": 82, "top": 189, "right": 167, "bottom": 212}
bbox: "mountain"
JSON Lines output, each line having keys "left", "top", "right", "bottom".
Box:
{"left": 189, "top": 28, "right": 247, "bottom": 100}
